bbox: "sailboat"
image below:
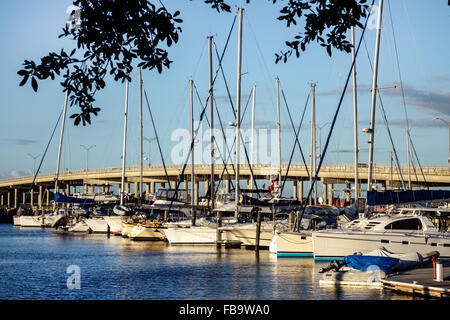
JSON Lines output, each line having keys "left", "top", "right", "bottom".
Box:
{"left": 162, "top": 34, "right": 224, "bottom": 245}
{"left": 271, "top": 2, "right": 366, "bottom": 257}
{"left": 15, "top": 91, "right": 73, "bottom": 228}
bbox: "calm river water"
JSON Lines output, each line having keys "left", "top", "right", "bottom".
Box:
{"left": 0, "top": 224, "right": 415, "bottom": 300}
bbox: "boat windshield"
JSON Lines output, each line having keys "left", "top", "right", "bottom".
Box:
{"left": 384, "top": 218, "right": 422, "bottom": 231}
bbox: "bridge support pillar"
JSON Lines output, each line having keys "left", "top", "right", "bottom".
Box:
{"left": 30, "top": 188, "right": 34, "bottom": 208}
{"left": 346, "top": 183, "right": 351, "bottom": 202}
{"left": 204, "top": 181, "right": 210, "bottom": 206}
{"left": 14, "top": 188, "right": 18, "bottom": 209}
{"left": 299, "top": 180, "right": 303, "bottom": 202}
{"left": 151, "top": 182, "right": 155, "bottom": 194}
{"left": 7, "top": 191, "right": 10, "bottom": 208}
{"left": 225, "top": 179, "right": 230, "bottom": 194}
{"left": 134, "top": 182, "right": 139, "bottom": 198}
{"left": 194, "top": 180, "right": 199, "bottom": 205}
{"left": 328, "top": 184, "right": 333, "bottom": 205}
{"left": 323, "top": 183, "right": 328, "bottom": 204}
{"left": 38, "top": 186, "right": 42, "bottom": 208}
{"left": 46, "top": 189, "right": 50, "bottom": 206}
{"left": 293, "top": 180, "right": 298, "bottom": 200}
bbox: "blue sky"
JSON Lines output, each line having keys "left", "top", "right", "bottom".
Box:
{"left": 0, "top": 0, "right": 449, "bottom": 180}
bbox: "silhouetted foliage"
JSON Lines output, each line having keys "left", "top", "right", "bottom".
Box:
{"left": 18, "top": 0, "right": 369, "bottom": 126}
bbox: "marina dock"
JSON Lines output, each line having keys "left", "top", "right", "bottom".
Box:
{"left": 381, "top": 261, "right": 450, "bottom": 299}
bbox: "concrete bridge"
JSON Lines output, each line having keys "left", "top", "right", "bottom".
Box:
{"left": 0, "top": 164, "right": 449, "bottom": 209}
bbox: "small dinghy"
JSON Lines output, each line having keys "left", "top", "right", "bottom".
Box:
{"left": 319, "top": 247, "right": 439, "bottom": 287}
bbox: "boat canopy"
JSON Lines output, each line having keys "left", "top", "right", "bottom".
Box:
{"left": 344, "top": 255, "right": 399, "bottom": 273}
{"left": 367, "top": 189, "right": 450, "bottom": 206}
{"left": 54, "top": 192, "right": 95, "bottom": 204}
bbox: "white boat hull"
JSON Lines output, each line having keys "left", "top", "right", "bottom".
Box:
{"left": 18, "top": 216, "right": 44, "bottom": 227}
{"left": 220, "top": 223, "right": 275, "bottom": 247}
{"left": 273, "top": 231, "right": 313, "bottom": 257}
{"left": 163, "top": 226, "right": 238, "bottom": 245}
{"left": 103, "top": 216, "right": 124, "bottom": 234}
{"left": 68, "top": 220, "right": 90, "bottom": 233}
{"left": 128, "top": 225, "right": 165, "bottom": 241}
{"left": 43, "top": 214, "right": 65, "bottom": 227}
{"left": 121, "top": 222, "right": 136, "bottom": 238}
{"left": 84, "top": 217, "right": 109, "bottom": 233}
{"left": 312, "top": 230, "right": 450, "bottom": 260}
{"left": 13, "top": 216, "right": 21, "bottom": 226}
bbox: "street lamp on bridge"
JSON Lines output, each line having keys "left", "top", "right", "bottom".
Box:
{"left": 80, "top": 144, "right": 96, "bottom": 171}
{"left": 27, "top": 153, "right": 41, "bottom": 176}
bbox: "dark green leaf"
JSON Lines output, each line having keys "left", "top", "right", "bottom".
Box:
{"left": 31, "top": 77, "right": 38, "bottom": 92}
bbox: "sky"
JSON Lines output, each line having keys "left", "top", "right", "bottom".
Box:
{"left": 0, "top": 0, "right": 449, "bottom": 181}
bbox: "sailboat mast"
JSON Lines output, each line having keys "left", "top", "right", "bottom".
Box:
{"left": 190, "top": 79, "right": 196, "bottom": 225}
{"left": 139, "top": 67, "right": 143, "bottom": 201}
{"left": 406, "top": 129, "right": 411, "bottom": 189}
{"left": 208, "top": 35, "right": 215, "bottom": 214}
{"left": 250, "top": 84, "right": 256, "bottom": 193}
{"left": 310, "top": 83, "right": 317, "bottom": 204}
{"left": 367, "top": 0, "right": 384, "bottom": 191}
{"left": 351, "top": 25, "right": 360, "bottom": 204}
{"left": 120, "top": 79, "right": 129, "bottom": 206}
{"left": 276, "top": 77, "right": 282, "bottom": 194}
{"left": 54, "top": 90, "right": 69, "bottom": 195}
{"left": 235, "top": 7, "right": 243, "bottom": 218}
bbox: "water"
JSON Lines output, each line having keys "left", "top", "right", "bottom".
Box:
{"left": 0, "top": 224, "right": 411, "bottom": 300}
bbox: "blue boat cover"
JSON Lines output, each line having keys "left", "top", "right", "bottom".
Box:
{"left": 366, "top": 189, "right": 450, "bottom": 206}
{"left": 54, "top": 192, "right": 95, "bottom": 204}
{"left": 344, "top": 255, "right": 399, "bottom": 272}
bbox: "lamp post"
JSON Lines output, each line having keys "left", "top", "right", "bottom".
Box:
{"left": 435, "top": 117, "right": 450, "bottom": 167}
{"left": 143, "top": 136, "right": 156, "bottom": 167}
{"left": 317, "top": 122, "right": 331, "bottom": 163}
{"left": 80, "top": 144, "right": 96, "bottom": 171}
{"left": 27, "top": 153, "right": 41, "bottom": 176}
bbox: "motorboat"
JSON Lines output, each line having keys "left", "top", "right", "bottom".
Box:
{"left": 312, "top": 208, "right": 450, "bottom": 260}
{"left": 319, "top": 247, "right": 439, "bottom": 287}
